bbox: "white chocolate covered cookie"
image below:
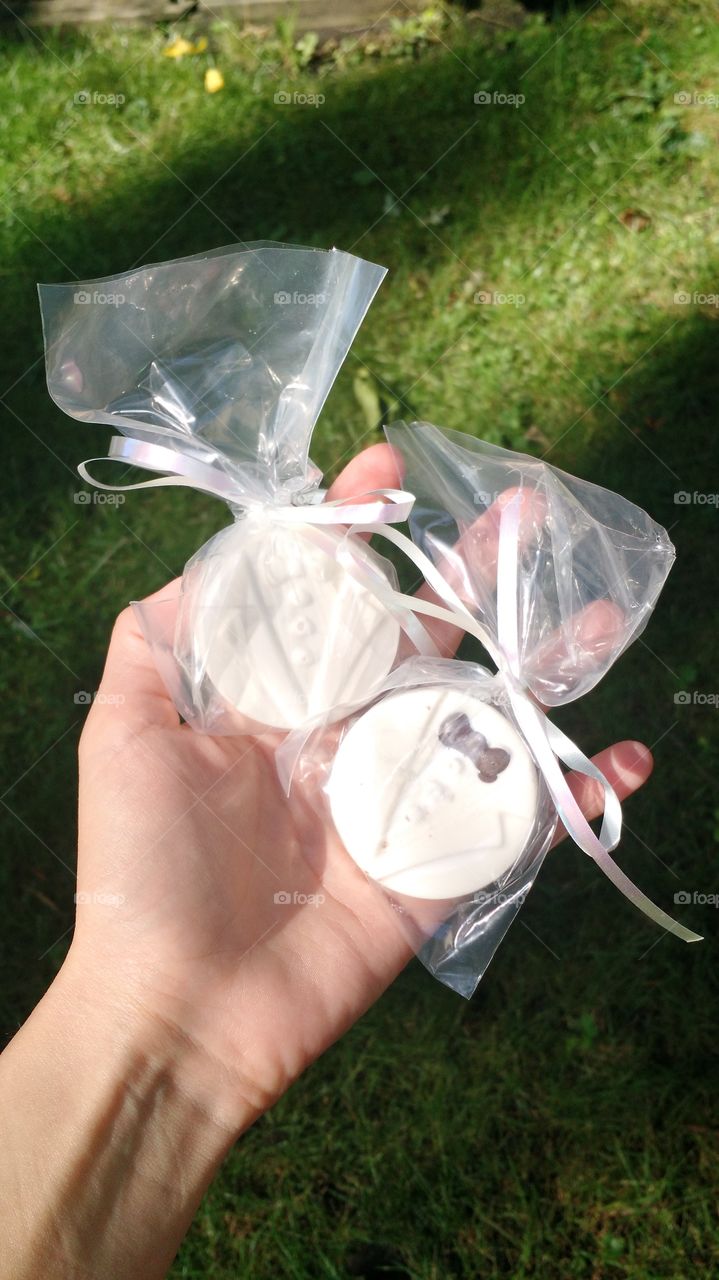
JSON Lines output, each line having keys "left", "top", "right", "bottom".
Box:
{"left": 328, "top": 685, "right": 539, "bottom": 899}
{"left": 193, "top": 520, "right": 401, "bottom": 730}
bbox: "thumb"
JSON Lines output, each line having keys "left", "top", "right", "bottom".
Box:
{"left": 86, "top": 582, "right": 182, "bottom": 744}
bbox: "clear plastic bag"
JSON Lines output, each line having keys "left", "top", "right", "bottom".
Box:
{"left": 39, "top": 243, "right": 424, "bottom": 734}
{"left": 386, "top": 420, "right": 676, "bottom": 705}
{"left": 284, "top": 421, "right": 688, "bottom": 996}
{"left": 40, "top": 241, "right": 386, "bottom": 501}
{"left": 282, "top": 656, "right": 558, "bottom": 997}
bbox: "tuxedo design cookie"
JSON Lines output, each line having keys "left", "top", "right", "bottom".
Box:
{"left": 193, "top": 520, "right": 401, "bottom": 730}
{"left": 328, "top": 685, "right": 538, "bottom": 899}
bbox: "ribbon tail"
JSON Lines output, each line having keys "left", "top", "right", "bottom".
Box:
{"left": 348, "top": 521, "right": 503, "bottom": 667}
{"left": 586, "top": 844, "right": 703, "bottom": 944}
{"left": 493, "top": 497, "right": 701, "bottom": 943}
{"left": 511, "top": 694, "right": 702, "bottom": 945}
{"left": 79, "top": 438, "right": 242, "bottom": 501}
{"left": 544, "top": 718, "right": 622, "bottom": 852}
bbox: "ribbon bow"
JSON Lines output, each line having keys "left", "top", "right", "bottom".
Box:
{"left": 78, "top": 433, "right": 438, "bottom": 664}
{"left": 80, "top": 437, "right": 701, "bottom": 945}
{"left": 78, "top": 435, "right": 417, "bottom": 525}
{"left": 350, "top": 498, "right": 701, "bottom": 946}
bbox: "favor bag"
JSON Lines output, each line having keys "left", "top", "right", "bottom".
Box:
{"left": 282, "top": 422, "right": 700, "bottom": 995}
{"left": 39, "top": 243, "right": 420, "bottom": 734}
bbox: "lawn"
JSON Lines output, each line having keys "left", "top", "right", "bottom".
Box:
{"left": 1, "top": 2, "right": 718, "bottom": 1276}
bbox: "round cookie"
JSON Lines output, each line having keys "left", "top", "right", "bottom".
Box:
{"left": 193, "top": 520, "right": 401, "bottom": 730}
{"left": 327, "top": 685, "right": 539, "bottom": 899}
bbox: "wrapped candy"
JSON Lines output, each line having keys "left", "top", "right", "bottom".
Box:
{"left": 39, "top": 243, "right": 426, "bottom": 734}
{"left": 280, "top": 421, "right": 701, "bottom": 995}
{"left": 327, "top": 666, "right": 550, "bottom": 902}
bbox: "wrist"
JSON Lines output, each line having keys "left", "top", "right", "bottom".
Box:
{"left": 55, "top": 943, "right": 256, "bottom": 1140}
{"left": 0, "top": 950, "right": 245, "bottom": 1280}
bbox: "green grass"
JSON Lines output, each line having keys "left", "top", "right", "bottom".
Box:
{"left": 1, "top": 3, "right": 719, "bottom": 1276}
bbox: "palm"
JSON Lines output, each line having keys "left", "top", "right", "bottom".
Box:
{"left": 76, "top": 703, "right": 412, "bottom": 1109}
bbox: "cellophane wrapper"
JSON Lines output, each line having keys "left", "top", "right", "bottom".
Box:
{"left": 282, "top": 422, "right": 675, "bottom": 995}
{"left": 38, "top": 243, "right": 414, "bottom": 735}
{"left": 279, "top": 656, "right": 558, "bottom": 997}
{"left": 386, "top": 421, "right": 676, "bottom": 706}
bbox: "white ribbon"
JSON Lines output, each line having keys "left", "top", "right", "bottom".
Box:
{"left": 80, "top": 436, "right": 441, "bottom": 669}
{"left": 349, "top": 500, "right": 701, "bottom": 945}
{"left": 80, "top": 436, "right": 701, "bottom": 944}
{"left": 78, "top": 435, "right": 417, "bottom": 525}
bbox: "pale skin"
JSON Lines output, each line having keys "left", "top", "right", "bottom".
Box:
{"left": 0, "top": 444, "right": 653, "bottom": 1280}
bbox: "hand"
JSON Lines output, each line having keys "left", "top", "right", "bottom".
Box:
{"left": 67, "top": 443, "right": 653, "bottom": 1132}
